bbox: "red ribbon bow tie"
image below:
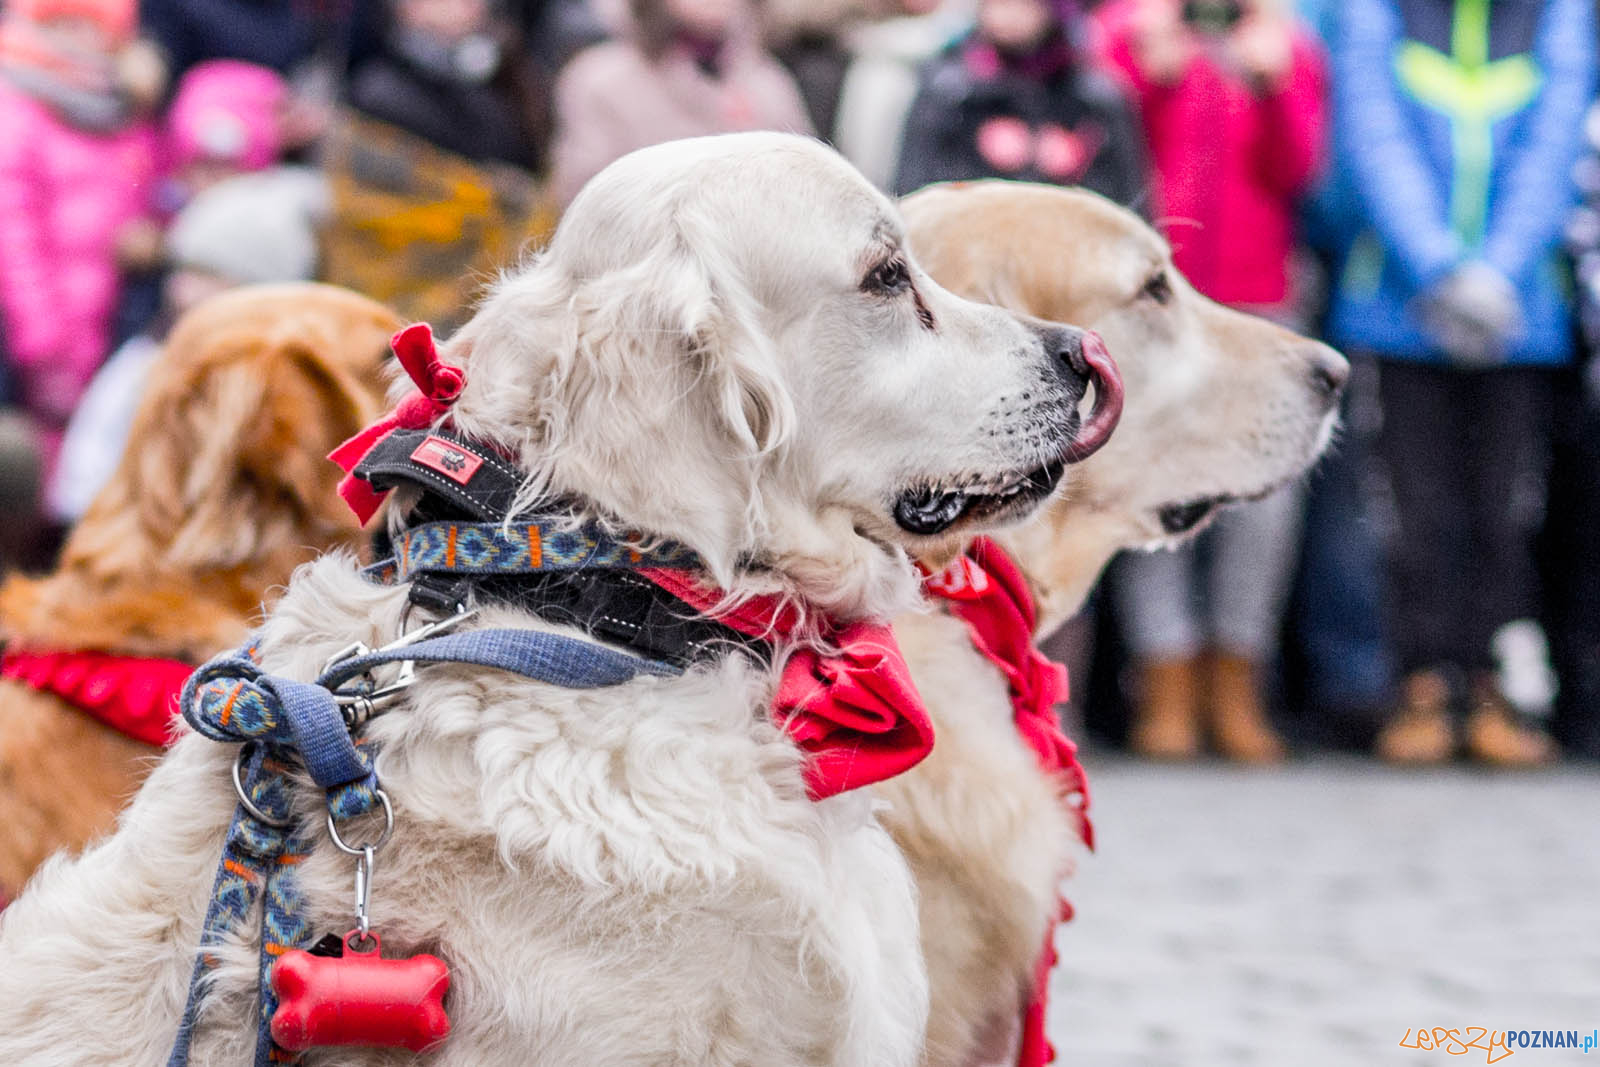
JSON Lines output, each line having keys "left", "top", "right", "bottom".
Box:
{"left": 329, "top": 323, "right": 465, "bottom": 524}
{"left": 923, "top": 538, "right": 1094, "bottom": 1067}
{"left": 640, "top": 568, "right": 935, "bottom": 799}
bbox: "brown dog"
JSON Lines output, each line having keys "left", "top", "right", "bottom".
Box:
{"left": 885, "top": 182, "right": 1347, "bottom": 1066}
{"left": 0, "top": 283, "right": 399, "bottom": 900}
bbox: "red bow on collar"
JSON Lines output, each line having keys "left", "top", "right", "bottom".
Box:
{"left": 329, "top": 323, "right": 465, "bottom": 524}
{"left": 923, "top": 537, "right": 1093, "bottom": 1067}
{"left": 639, "top": 568, "right": 935, "bottom": 800}
{"left": 0, "top": 648, "right": 193, "bottom": 747}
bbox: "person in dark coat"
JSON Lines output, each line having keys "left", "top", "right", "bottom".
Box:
{"left": 892, "top": 0, "right": 1147, "bottom": 207}
{"left": 139, "top": 0, "right": 329, "bottom": 77}
{"left": 346, "top": 0, "right": 549, "bottom": 170}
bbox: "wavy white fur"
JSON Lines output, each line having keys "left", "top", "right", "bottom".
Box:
{"left": 0, "top": 134, "right": 1084, "bottom": 1065}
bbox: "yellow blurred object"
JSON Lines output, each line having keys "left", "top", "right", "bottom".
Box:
{"left": 321, "top": 111, "right": 558, "bottom": 335}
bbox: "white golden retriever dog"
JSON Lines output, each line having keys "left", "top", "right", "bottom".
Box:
{"left": 884, "top": 181, "right": 1347, "bottom": 1067}
{"left": 0, "top": 136, "right": 1113, "bottom": 1066}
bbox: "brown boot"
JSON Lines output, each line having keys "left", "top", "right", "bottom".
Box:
{"left": 1205, "top": 651, "right": 1286, "bottom": 764}
{"left": 1129, "top": 656, "right": 1201, "bottom": 760}
{"left": 1375, "top": 669, "right": 1455, "bottom": 765}
{"left": 1464, "top": 675, "right": 1555, "bottom": 768}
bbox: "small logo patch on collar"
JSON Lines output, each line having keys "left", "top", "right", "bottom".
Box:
{"left": 410, "top": 436, "right": 484, "bottom": 485}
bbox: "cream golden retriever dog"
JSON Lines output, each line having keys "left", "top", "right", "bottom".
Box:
{"left": 883, "top": 181, "right": 1347, "bottom": 1067}
{"left": 0, "top": 136, "right": 1115, "bottom": 1066}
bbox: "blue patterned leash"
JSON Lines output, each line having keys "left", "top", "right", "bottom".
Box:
{"left": 166, "top": 611, "right": 680, "bottom": 1066}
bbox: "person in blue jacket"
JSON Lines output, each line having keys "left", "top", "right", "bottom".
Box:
{"left": 1326, "top": 0, "right": 1596, "bottom": 765}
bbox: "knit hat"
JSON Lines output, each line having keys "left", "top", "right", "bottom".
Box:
{"left": 165, "top": 168, "right": 329, "bottom": 284}
{"left": 166, "top": 59, "right": 286, "bottom": 172}
{"left": 5, "top": 0, "right": 136, "bottom": 42}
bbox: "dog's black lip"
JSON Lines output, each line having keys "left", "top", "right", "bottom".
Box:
{"left": 894, "top": 454, "right": 1068, "bottom": 537}
{"left": 1157, "top": 482, "right": 1283, "bottom": 536}
{"left": 1158, "top": 497, "right": 1227, "bottom": 535}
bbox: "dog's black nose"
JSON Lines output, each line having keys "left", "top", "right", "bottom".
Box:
{"left": 1036, "top": 323, "right": 1093, "bottom": 380}
{"left": 1029, "top": 322, "right": 1123, "bottom": 462}
{"left": 1306, "top": 344, "right": 1349, "bottom": 404}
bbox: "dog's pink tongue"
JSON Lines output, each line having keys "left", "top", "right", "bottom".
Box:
{"left": 1063, "top": 330, "right": 1123, "bottom": 463}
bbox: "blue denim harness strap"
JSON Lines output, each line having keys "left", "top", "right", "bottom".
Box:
{"left": 318, "top": 628, "right": 681, "bottom": 693}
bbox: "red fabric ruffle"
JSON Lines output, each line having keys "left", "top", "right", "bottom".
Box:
{"left": 638, "top": 567, "right": 934, "bottom": 800}
{"left": 923, "top": 537, "right": 1094, "bottom": 1067}
{"left": 0, "top": 647, "right": 193, "bottom": 747}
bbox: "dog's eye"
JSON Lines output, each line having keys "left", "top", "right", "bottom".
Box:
{"left": 864, "top": 258, "right": 912, "bottom": 295}
{"left": 1140, "top": 270, "right": 1173, "bottom": 306}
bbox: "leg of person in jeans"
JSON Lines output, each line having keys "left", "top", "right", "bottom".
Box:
{"left": 1374, "top": 359, "right": 1473, "bottom": 763}
{"left": 1113, "top": 544, "right": 1204, "bottom": 759}
{"left": 1457, "top": 367, "right": 1556, "bottom": 765}
{"left": 1290, "top": 354, "right": 1397, "bottom": 744}
{"left": 1203, "top": 484, "right": 1305, "bottom": 762}
{"left": 1545, "top": 374, "right": 1600, "bottom": 759}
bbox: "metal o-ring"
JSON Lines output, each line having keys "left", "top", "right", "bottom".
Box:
{"left": 344, "top": 928, "right": 380, "bottom": 954}
{"left": 232, "top": 744, "right": 294, "bottom": 829}
{"left": 326, "top": 788, "right": 395, "bottom": 855}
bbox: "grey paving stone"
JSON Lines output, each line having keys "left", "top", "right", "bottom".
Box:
{"left": 1047, "top": 755, "right": 1600, "bottom": 1066}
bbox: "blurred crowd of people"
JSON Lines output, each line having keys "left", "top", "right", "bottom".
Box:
{"left": 1, "top": 0, "right": 1597, "bottom": 765}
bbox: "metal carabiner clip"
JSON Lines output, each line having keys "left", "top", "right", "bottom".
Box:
{"left": 328, "top": 605, "right": 479, "bottom": 725}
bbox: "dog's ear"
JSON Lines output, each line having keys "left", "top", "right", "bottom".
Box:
{"left": 67, "top": 321, "right": 386, "bottom": 579}
{"left": 684, "top": 268, "right": 793, "bottom": 458}
{"left": 447, "top": 229, "right": 795, "bottom": 583}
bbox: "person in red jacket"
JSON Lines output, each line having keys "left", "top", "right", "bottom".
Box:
{"left": 1096, "top": 0, "right": 1327, "bottom": 761}
{"left": 1099, "top": 0, "right": 1324, "bottom": 305}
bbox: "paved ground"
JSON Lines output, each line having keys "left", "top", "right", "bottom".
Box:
{"left": 1048, "top": 755, "right": 1600, "bottom": 1066}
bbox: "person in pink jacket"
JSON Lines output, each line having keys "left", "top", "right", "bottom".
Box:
{"left": 0, "top": 0, "right": 161, "bottom": 466}
{"left": 1098, "top": 0, "right": 1324, "bottom": 308}
{"left": 1096, "top": 0, "right": 1329, "bottom": 763}
{"left": 549, "top": 0, "right": 814, "bottom": 208}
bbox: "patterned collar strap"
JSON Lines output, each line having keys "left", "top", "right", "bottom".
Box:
{"left": 395, "top": 519, "right": 700, "bottom": 582}
{"left": 388, "top": 520, "right": 753, "bottom": 670}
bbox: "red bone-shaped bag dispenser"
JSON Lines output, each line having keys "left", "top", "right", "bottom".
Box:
{"left": 270, "top": 931, "right": 450, "bottom": 1053}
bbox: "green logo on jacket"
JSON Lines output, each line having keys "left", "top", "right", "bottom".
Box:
{"left": 1393, "top": 0, "right": 1542, "bottom": 245}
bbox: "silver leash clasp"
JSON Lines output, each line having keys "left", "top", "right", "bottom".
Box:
{"left": 328, "top": 787, "right": 393, "bottom": 951}
{"left": 352, "top": 844, "right": 376, "bottom": 947}
{"left": 327, "top": 604, "right": 479, "bottom": 727}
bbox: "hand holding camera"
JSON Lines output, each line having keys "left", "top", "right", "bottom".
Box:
{"left": 1180, "top": 0, "right": 1244, "bottom": 34}
{"left": 1218, "top": 3, "right": 1294, "bottom": 91}
{"left": 1129, "top": 0, "right": 1198, "bottom": 84}
{"left": 1134, "top": 0, "right": 1294, "bottom": 92}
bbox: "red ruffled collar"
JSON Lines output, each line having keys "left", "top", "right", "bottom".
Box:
{"left": 923, "top": 537, "right": 1092, "bottom": 846}
{"left": 922, "top": 536, "right": 1093, "bottom": 1067}
{"left": 0, "top": 648, "right": 192, "bottom": 747}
